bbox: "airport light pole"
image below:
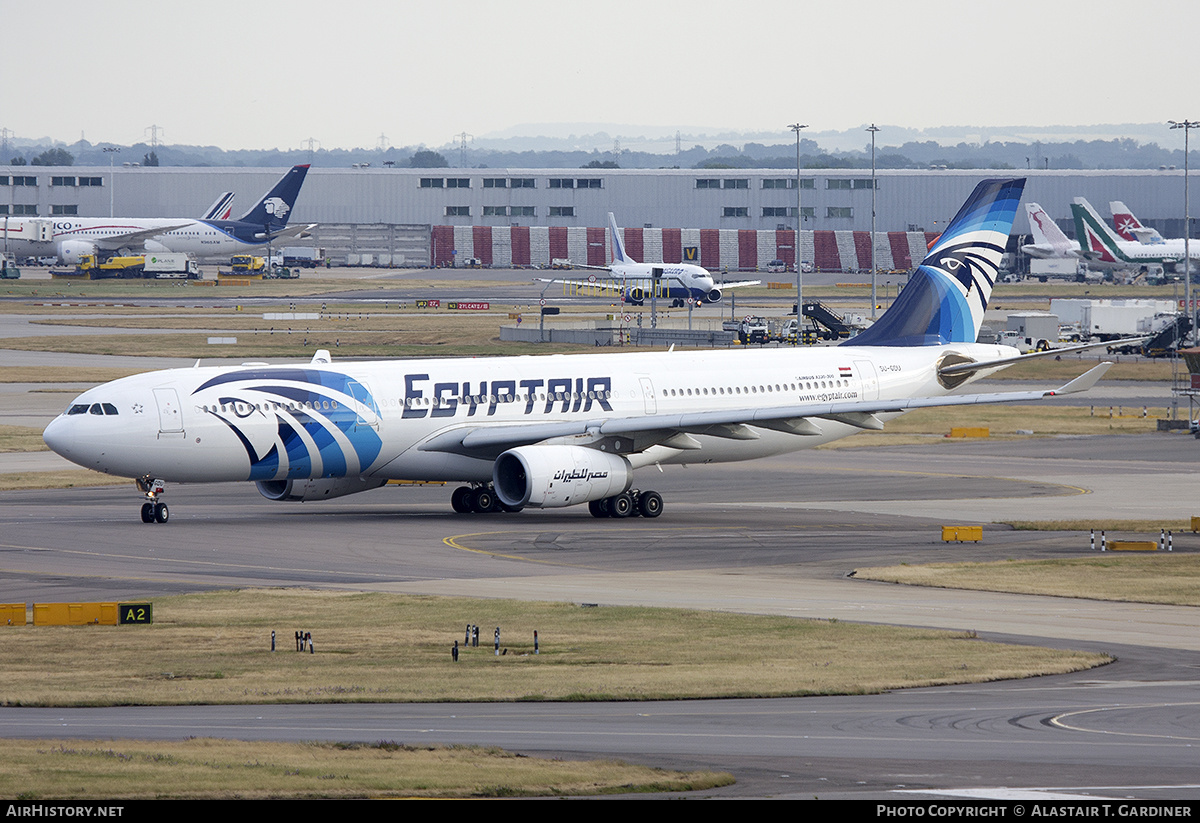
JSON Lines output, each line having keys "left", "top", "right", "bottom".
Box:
{"left": 104, "top": 147, "right": 120, "bottom": 218}
{"left": 789, "top": 123, "right": 808, "bottom": 345}
{"left": 867, "top": 124, "right": 880, "bottom": 320}
{"left": 1169, "top": 119, "right": 1198, "bottom": 344}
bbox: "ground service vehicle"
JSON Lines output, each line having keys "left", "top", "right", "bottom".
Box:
{"left": 0, "top": 253, "right": 20, "bottom": 279}
{"left": 143, "top": 253, "right": 200, "bottom": 279}
{"left": 231, "top": 255, "right": 267, "bottom": 274}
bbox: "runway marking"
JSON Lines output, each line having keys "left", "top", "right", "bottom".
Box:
{"left": 900, "top": 786, "right": 1200, "bottom": 799}
{"left": 442, "top": 522, "right": 894, "bottom": 569}
{"left": 1050, "top": 702, "right": 1200, "bottom": 742}
{"left": 797, "top": 463, "right": 1092, "bottom": 498}
{"left": 0, "top": 541, "right": 405, "bottom": 580}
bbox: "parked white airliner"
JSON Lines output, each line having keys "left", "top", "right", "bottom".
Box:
{"left": 43, "top": 178, "right": 1113, "bottom": 523}
{"left": 0, "top": 165, "right": 312, "bottom": 265}
{"left": 538, "top": 213, "right": 760, "bottom": 307}
{"left": 1020, "top": 203, "right": 1081, "bottom": 259}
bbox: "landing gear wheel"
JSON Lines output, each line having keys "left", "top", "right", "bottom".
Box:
{"left": 589, "top": 500, "right": 607, "bottom": 518}
{"left": 451, "top": 486, "right": 473, "bottom": 513}
{"left": 140, "top": 503, "right": 154, "bottom": 523}
{"left": 153, "top": 502, "right": 169, "bottom": 523}
{"left": 611, "top": 492, "right": 634, "bottom": 518}
{"left": 638, "top": 491, "right": 663, "bottom": 518}
{"left": 471, "top": 488, "right": 496, "bottom": 513}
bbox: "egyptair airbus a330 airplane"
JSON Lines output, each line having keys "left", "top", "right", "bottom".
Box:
{"left": 538, "top": 212, "right": 760, "bottom": 307}
{"left": 0, "top": 165, "right": 313, "bottom": 264}
{"left": 43, "top": 178, "right": 1114, "bottom": 524}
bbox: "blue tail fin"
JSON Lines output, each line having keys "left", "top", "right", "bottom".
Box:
{"left": 845, "top": 178, "right": 1024, "bottom": 347}
{"left": 608, "top": 213, "right": 631, "bottom": 264}
{"left": 237, "top": 165, "right": 310, "bottom": 229}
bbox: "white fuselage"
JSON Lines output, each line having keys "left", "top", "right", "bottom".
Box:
{"left": 0, "top": 216, "right": 262, "bottom": 261}
{"left": 609, "top": 260, "right": 717, "bottom": 302}
{"left": 43, "top": 344, "right": 1013, "bottom": 486}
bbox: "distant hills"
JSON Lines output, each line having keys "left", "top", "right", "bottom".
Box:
{"left": 2, "top": 123, "right": 1192, "bottom": 171}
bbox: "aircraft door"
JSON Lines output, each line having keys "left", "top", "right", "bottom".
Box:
{"left": 347, "top": 381, "right": 380, "bottom": 430}
{"left": 854, "top": 360, "right": 879, "bottom": 401}
{"left": 639, "top": 376, "right": 657, "bottom": 414}
{"left": 152, "top": 387, "right": 184, "bottom": 435}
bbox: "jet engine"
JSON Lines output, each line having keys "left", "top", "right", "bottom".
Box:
{"left": 256, "top": 477, "right": 386, "bottom": 502}
{"left": 58, "top": 239, "right": 97, "bottom": 266}
{"left": 493, "top": 445, "right": 633, "bottom": 509}
{"left": 705, "top": 287, "right": 723, "bottom": 303}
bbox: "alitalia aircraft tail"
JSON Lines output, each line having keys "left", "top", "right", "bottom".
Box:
{"left": 845, "top": 178, "right": 1024, "bottom": 347}
{"left": 1071, "top": 197, "right": 1128, "bottom": 265}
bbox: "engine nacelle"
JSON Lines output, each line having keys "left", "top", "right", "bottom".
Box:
{"left": 705, "top": 287, "right": 722, "bottom": 303}
{"left": 493, "top": 445, "right": 633, "bottom": 509}
{"left": 58, "top": 239, "right": 97, "bottom": 266}
{"left": 256, "top": 477, "right": 386, "bottom": 502}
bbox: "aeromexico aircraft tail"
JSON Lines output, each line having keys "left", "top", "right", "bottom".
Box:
{"left": 608, "top": 212, "right": 631, "bottom": 264}
{"left": 237, "top": 164, "right": 310, "bottom": 230}
{"left": 845, "top": 178, "right": 1024, "bottom": 347}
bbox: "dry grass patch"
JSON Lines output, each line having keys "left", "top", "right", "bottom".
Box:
{"left": 0, "top": 469, "right": 117, "bottom": 490}
{"left": 856, "top": 555, "right": 1200, "bottom": 606}
{"left": 0, "top": 589, "right": 1107, "bottom": 707}
{"left": 0, "top": 425, "right": 50, "bottom": 452}
{"left": 0, "top": 367, "right": 144, "bottom": 384}
{"left": 822, "top": 404, "right": 1167, "bottom": 447}
{"left": 0, "top": 738, "right": 732, "bottom": 799}
{"left": 987, "top": 356, "right": 1173, "bottom": 383}
{"left": 0, "top": 332, "right": 625, "bottom": 359}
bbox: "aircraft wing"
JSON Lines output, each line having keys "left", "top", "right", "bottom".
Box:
{"left": 939, "top": 339, "right": 1145, "bottom": 377}
{"left": 268, "top": 223, "right": 318, "bottom": 240}
{"left": 535, "top": 275, "right": 623, "bottom": 292}
{"left": 418, "top": 363, "right": 1112, "bottom": 458}
{"left": 91, "top": 223, "right": 194, "bottom": 248}
{"left": 717, "top": 279, "right": 761, "bottom": 289}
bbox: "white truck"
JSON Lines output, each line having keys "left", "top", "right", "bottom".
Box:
{"left": 1002, "top": 313, "right": 1059, "bottom": 352}
{"left": 143, "top": 253, "right": 200, "bottom": 280}
{"left": 281, "top": 247, "right": 326, "bottom": 268}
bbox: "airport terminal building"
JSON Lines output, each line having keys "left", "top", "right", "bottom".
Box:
{"left": 0, "top": 165, "right": 1192, "bottom": 270}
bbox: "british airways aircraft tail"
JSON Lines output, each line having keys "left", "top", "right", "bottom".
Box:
{"left": 845, "top": 178, "right": 1024, "bottom": 347}
{"left": 237, "top": 165, "right": 310, "bottom": 230}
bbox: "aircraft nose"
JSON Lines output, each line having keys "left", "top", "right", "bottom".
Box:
{"left": 42, "top": 416, "right": 71, "bottom": 457}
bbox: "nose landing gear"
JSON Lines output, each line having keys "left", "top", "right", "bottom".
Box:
{"left": 136, "top": 476, "right": 169, "bottom": 524}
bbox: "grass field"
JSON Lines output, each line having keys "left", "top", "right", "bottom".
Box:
{"left": 0, "top": 589, "right": 1107, "bottom": 708}
{"left": 856, "top": 554, "right": 1200, "bottom": 606}
{"left": 0, "top": 738, "right": 733, "bottom": 799}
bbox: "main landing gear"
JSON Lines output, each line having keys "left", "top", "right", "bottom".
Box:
{"left": 588, "top": 489, "right": 663, "bottom": 519}
{"left": 450, "top": 484, "right": 522, "bottom": 514}
{"left": 136, "top": 476, "right": 169, "bottom": 524}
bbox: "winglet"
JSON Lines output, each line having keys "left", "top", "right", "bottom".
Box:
{"left": 1049, "top": 362, "right": 1113, "bottom": 395}
{"left": 311, "top": 349, "right": 331, "bottom": 364}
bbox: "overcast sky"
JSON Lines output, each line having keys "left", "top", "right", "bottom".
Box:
{"left": 6, "top": 0, "right": 1195, "bottom": 152}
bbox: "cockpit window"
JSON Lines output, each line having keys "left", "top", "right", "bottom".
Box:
{"left": 102, "top": 403, "right": 118, "bottom": 415}
{"left": 90, "top": 404, "right": 104, "bottom": 415}
{"left": 67, "top": 404, "right": 90, "bottom": 415}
